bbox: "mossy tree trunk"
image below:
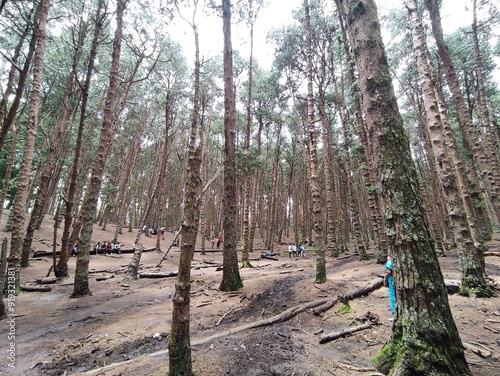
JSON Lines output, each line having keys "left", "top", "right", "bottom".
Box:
{"left": 337, "top": 0, "right": 471, "bottom": 374}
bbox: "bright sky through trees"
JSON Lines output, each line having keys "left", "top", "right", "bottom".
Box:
{"left": 172, "top": 0, "right": 485, "bottom": 71}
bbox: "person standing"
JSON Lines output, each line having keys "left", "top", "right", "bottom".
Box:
{"left": 385, "top": 256, "right": 396, "bottom": 315}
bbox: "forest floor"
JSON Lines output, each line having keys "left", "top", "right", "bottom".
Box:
{"left": 1, "top": 213, "right": 500, "bottom": 376}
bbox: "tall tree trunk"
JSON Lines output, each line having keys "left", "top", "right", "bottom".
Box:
{"left": 405, "top": 0, "right": 491, "bottom": 296}
{"left": 335, "top": 0, "right": 388, "bottom": 261}
{"left": 72, "top": 0, "right": 127, "bottom": 297}
{"left": 199, "top": 103, "right": 212, "bottom": 256}
{"left": 154, "top": 101, "right": 173, "bottom": 252}
{"left": 0, "top": 6, "right": 37, "bottom": 153}
{"left": 304, "top": 0, "right": 325, "bottom": 283}
{"left": 168, "top": 5, "right": 203, "bottom": 373}
{"left": 0, "top": 124, "right": 17, "bottom": 221}
{"left": 425, "top": 0, "right": 500, "bottom": 228}
{"left": 241, "top": 0, "right": 258, "bottom": 268}
{"left": 0, "top": 11, "right": 32, "bottom": 138}
{"left": 219, "top": 0, "right": 243, "bottom": 292}
{"left": 21, "top": 70, "right": 76, "bottom": 267}
{"left": 318, "top": 87, "right": 338, "bottom": 257}
{"left": 56, "top": 0, "right": 107, "bottom": 278}
{"left": 7, "top": 0, "right": 50, "bottom": 290}
{"left": 338, "top": 0, "right": 471, "bottom": 374}
{"left": 113, "top": 109, "right": 146, "bottom": 242}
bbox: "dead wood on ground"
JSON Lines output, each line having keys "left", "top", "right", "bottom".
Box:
{"left": 319, "top": 312, "right": 379, "bottom": 344}
{"left": 464, "top": 341, "right": 493, "bottom": 358}
{"left": 313, "top": 277, "right": 383, "bottom": 316}
{"left": 484, "top": 252, "right": 500, "bottom": 257}
{"left": 20, "top": 284, "right": 52, "bottom": 292}
{"left": 35, "top": 276, "right": 57, "bottom": 284}
{"left": 138, "top": 271, "right": 178, "bottom": 278}
{"left": 95, "top": 275, "right": 114, "bottom": 281}
{"left": 260, "top": 255, "right": 279, "bottom": 261}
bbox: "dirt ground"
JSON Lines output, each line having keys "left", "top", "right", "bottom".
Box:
{"left": 1, "top": 214, "right": 500, "bottom": 376}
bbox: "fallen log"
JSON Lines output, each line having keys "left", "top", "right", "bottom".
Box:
{"left": 279, "top": 269, "right": 304, "bottom": 274}
{"left": 193, "top": 264, "right": 221, "bottom": 270}
{"left": 319, "top": 312, "right": 378, "bottom": 344}
{"left": 484, "top": 252, "right": 500, "bottom": 257}
{"left": 95, "top": 275, "right": 114, "bottom": 281}
{"left": 313, "top": 277, "right": 383, "bottom": 316}
{"left": 260, "top": 255, "right": 279, "bottom": 261}
{"left": 32, "top": 250, "right": 60, "bottom": 258}
{"left": 36, "top": 276, "right": 57, "bottom": 284}
{"left": 139, "top": 271, "right": 178, "bottom": 278}
{"left": 464, "top": 341, "right": 493, "bottom": 358}
{"left": 80, "top": 290, "right": 355, "bottom": 375}
{"left": 20, "top": 284, "right": 52, "bottom": 292}
{"left": 444, "top": 279, "right": 460, "bottom": 294}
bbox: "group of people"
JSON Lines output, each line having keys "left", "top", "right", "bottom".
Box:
{"left": 210, "top": 234, "right": 223, "bottom": 250}
{"left": 142, "top": 225, "right": 165, "bottom": 236}
{"left": 93, "top": 241, "right": 121, "bottom": 255}
{"left": 287, "top": 243, "right": 306, "bottom": 258}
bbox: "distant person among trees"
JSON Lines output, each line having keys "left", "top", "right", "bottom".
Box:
{"left": 217, "top": 234, "right": 222, "bottom": 249}
{"left": 288, "top": 243, "right": 293, "bottom": 258}
{"left": 299, "top": 243, "right": 306, "bottom": 258}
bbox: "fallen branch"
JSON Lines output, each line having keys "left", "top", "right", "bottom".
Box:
{"left": 335, "top": 361, "right": 377, "bottom": 372}
{"left": 95, "top": 275, "right": 114, "bottom": 281}
{"left": 313, "top": 277, "right": 383, "bottom": 316}
{"left": 139, "top": 271, "right": 178, "bottom": 279}
{"left": 216, "top": 307, "right": 237, "bottom": 326}
{"left": 280, "top": 269, "right": 304, "bottom": 274}
{"left": 36, "top": 276, "right": 57, "bottom": 284}
{"left": 483, "top": 252, "right": 500, "bottom": 257}
{"left": 260, "top": 255, "right": 279, "bottom": 261}
{"left": 463, "top": 341, "right": 493, "bottom": 358}
{"left": 319, "top": 312, "right": 379, "bottom": 344}
{"left": 483, "top": 325, "right": 499, "bottom": 334}
{"left": 320, "top": 322, "right": 372, "bottom": 344}
{"left": 20, "top": 284, "right": 52, "bottom": 292}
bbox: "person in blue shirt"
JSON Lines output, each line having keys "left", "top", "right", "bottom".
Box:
{"left": 385, "top": 256, "right": 396, "bottom": 315}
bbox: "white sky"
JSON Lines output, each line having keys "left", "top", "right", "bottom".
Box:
{"left": 173, "top": 0, "right": 479, "bottom": 70}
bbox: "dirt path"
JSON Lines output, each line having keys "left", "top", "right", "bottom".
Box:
{"left": 1, "top": 218, "right": 500, "bottom": 375}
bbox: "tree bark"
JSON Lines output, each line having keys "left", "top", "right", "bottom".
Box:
{"left": 219, "top": 0, "right": 243, "bottom": 292}
{"left": 0, "top": 5, "right": 37, "bottom": 153}
{"left": 405, "top": 0, "right": 491, "bottom": 297}
{"left": 168, "top": 3, "right": 203, "bottom": 374}
{"left": 338, "top": 0, "right": 471, "bottom": 374}
{"left": 304, "top": 0, "right": 325, "bottom": 283}
{"left": 72, "top": 0, "right": 127, "bottom": 297}
{"left": 7, "top": 0, "right": 50, "bottom": 290}
{"left": 56, "top": 0, "right": 107, "bottom": 278}
{"left": 21, "top": 66, "right": 76, "bottom": 267}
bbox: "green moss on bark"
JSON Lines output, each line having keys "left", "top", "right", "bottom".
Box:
{"left": 315, "top": 271, "right": 326, "bottom": 283}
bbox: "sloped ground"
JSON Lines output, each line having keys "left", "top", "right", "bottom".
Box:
{"left": 0, "top": 216, "right": 499, "bottom": 376}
